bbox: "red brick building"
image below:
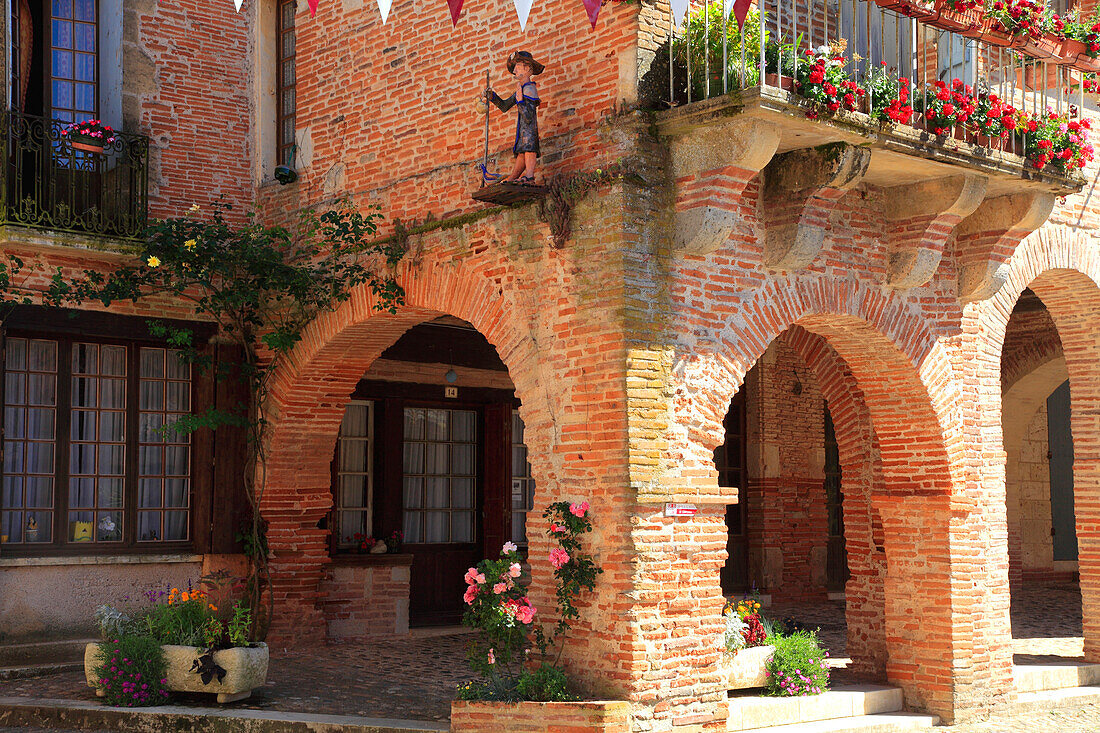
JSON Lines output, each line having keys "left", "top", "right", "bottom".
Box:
{"left": 1, "top": 0, "right": 1098, "bottom": 730}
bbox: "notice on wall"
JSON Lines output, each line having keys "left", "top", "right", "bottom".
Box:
{"left": 664, "top": 503, "right": 698, "bottom": 517}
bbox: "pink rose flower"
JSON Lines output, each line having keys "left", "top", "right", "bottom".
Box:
{"left": 493, "top": 582, "right": 507, "bottom": 594}
{"left": 487, "top": 648, "right": 495, "bottom": 665}
{"left": 551, "top": 523, "right": 567, "bottom": 533}
{"left": 502, "top": 541, "right": 518, "bottom": 554}
{"left": 463, "top": 586, "right": 478, "bottom": 604}
{"left": 569, "top": 501, "right": 590, "bottom": 517}
{"left": 549, "top": 548, "right": 571, "bottom": 569}
{"left": 515, "top": 603, "right": 536, "bottom": 624}
{"left": 509, "top": 562, "right": 522, "bottom": 578}
{"left": 464, "top": 568, "right": 479, "bottom": 585}
{"left": 475, "top": 572, "right": 486, "bottom": 585}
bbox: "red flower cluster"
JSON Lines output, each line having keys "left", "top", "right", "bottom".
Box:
{"left": 970, "top": 90, "right": 1018, "bottom": 138}
{"left": 742, "top": 613, "right": 767, "bottom": 646}
{"left": 882, "top": 82, "right": 914, "bottom": 125}
{"left": 946, "top": 0, "right": 979, "bottom": 10}
{"left": 1023, "top": 109, "right": 1095, "bottom": 171}
{"left": 988, "top": 0, "right": 1049, "bottom": 40}
{"left": 920, "top": 79, "right": 976, "bottom": 135}
{"left": 795, "top": 48, "right": 865, "bottom": 120}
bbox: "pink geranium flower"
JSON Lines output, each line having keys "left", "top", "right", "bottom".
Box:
{"left": 508, "top": 562, "right": 522, "bottom": 578}
{"left": 463, "top": 586, "right": 478, "bottom": 604}
{"left": 493, "top": 582, "right": 507, "bottom": 594}
{"left": 569, "top": 501, "right": 590, "bottom": 517}
{"left": 502, "top": 541, "right": 518, "bottom": 554}
{"left": 464, "top": 568, "right": 479, "bottom": 585}
{"left": 549, "top": 548, "right": 571, "bottom": 569}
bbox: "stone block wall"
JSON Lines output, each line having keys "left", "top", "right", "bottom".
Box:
{"left": 451, "top": 701, "right": 631, "bottom": 733}
{"left": 320, "top": 557, "right": 412, "bottom": 640}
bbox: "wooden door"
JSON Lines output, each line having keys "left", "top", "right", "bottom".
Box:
{"left": 1048, "top": 380, "right": 1078, "bottom": 562}
{"left": 717, "top": 391, "right": 749, "bottom": 593}
{"left": 401, "top": 405, "right": 483, "bottom": 626}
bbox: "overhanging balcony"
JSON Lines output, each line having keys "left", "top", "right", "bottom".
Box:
{"left": 650, "top": 0, "right": 1089, "bottom": 297}
{"left": 0, "top": 110, "right": 149, "bottom": 242}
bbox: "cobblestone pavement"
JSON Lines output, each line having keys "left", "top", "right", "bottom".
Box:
{"left": 0, "top": 582, "right": 1089, "bottom": 727}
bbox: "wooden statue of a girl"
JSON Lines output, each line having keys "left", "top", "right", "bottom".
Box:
{"left": 482, "top": 50, "right": 544, "bottom": 184}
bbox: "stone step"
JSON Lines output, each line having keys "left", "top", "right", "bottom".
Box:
{"left": 0, "top": 639, "right": 95, "bottom": 667}
{"left": 1014, "top": 662, "right": 1100, "bottom": 693}
{"left": 1014, "top": 685, "right": 1100, "bottom": 714}
{"left": 0, "top": 697, "right": 449, "bottom": 733}
{"left": 731, "top": 712, "right": 938, "bottom": 733}
{"left": 0, "top": 661, "right": 83, "bottom": 681}
{"left": 727, "top": 685, "right": 904, "bottom": 731}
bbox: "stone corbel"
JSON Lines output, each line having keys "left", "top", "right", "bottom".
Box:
{"left": 883, "top": 175, "right": 987, "bottom": 290}
{"left": 670, "top": 118, "right": 781, "bottom": 254}
{"left": 956, "top": 192, "right": 1056, "bottom": 303}
{"left": 763, "top": 143, "right": 871, "bottom": 271}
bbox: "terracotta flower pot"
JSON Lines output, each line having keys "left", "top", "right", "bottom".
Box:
{"left": 67, "top": 133, "right": 105, "bottom": 154}
{"left": 976, "top": 19, "right": 1015, "bottom": 47}
{"left": 764, "top": 73, "right": 794, "bottom": 91}
{"left": 872, "top": 0, "right": 935, "bottom": 20}
{"left": 1019, "top": 33, "right": 1061, "bottom": 61}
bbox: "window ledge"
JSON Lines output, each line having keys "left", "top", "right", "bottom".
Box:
{"left": 330, "top": 553, "right": 414, "bottom": 567}
{"left": 0, "top": 552, "right": 203, "bottom": 568}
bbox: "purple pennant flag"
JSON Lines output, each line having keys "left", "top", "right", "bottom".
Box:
{"left": 582, "top": 0, "right": 601, "bottom": 28}
{"left": 447, "top": 0, "right": 464, "bottom": 26}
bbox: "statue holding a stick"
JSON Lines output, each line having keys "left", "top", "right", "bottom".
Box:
{"left": 476, "top": 50, "right": 545, "bottom": 186}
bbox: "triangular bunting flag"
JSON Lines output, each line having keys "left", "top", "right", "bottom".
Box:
{"left": 582, "top": 0, "right": 600, "bottom": 29}
{"left": 446, "top": 0, "right": 464, "bottom": 26}
{"left": 233, "top": 0, "right": 243, "bottom": 10}
{"left": 377, "top": 0, "right": 393, "bottom": 22}
{"left": 308, "top": 0, "right": 319, "bottom": 16}
{"left": 731, "top": 0, "right": 751, "bottom": 28}
{"left": 512, "top": 0, "right": 532, "bottom": 30}
{"left": 670, "top": 0, "right": 688, "bottom": 27}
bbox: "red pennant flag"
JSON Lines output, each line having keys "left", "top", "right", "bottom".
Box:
{"left": 446, "top": 0, "right": 464, "bottom": 26}
{"left": 732, "top": 0, "right": 751, "bottom": 28}
{"left": 582, "top": 0, "right": 600, "bottom": 28}
{"left": 308, "top": 0, "right": 319, "bottom": 16}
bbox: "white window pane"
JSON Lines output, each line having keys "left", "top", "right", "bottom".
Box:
{"left": 164, "top": 511, "right": 188, "bottom": 540}
{"left": 26, "top": 442, "right": 53, "bottom": 473}
{"left": 99, "top": 411, "right": 124, "bottom": 442}
{"left": 339, "top": 439, "right": 368, "bottom": 472}
{"left": 424, "top": 511, "right": 448, "bottom": 542}
{"left": 3, "top": 476, "right": 22, "bottom": 507}
{"left": 72, "top": 343, "right": 97, "bottom": 374}
{"left": 164, "top": 446, "right": 188, "bottom": 476}
{"left": 139, "top": 381, "right": 163, "bottom": 410}
{"left": 3, "top": 441, "right": 23, "bottom": 473}
{"left": 512, "top": 412, "right": 524, "bottom": 444}
{"left": 425, "top": 443, "right": 448, "bottom": 474}
{"left": 165, "top": 382, "right": 189, "bottom": 411}
{"left": 138, "top": 511, "right": 161, "bottom": 541}
{"left": 452, "top": 410, "right": 475, "bottom": 442}
{"left": 338, "top": 474, "right": 369, "bottom": 509}
{"left": 164, "top": 350, "right": 189, "bottom": 380}
{"left": 29, "top": 374, "right": 57, "bottom": 406}
{"left": 139, "top": 445, "right": 162, "bottom": 475}
{"left": 512, "top": 513, "right": 526, "bottom": 545}
{"left": 165, "top": 478, "right": 188, "bottom": 508}
{"left": 403, "top": 408, "right": 425, "bottom": 440}
{"left": 452, "top": 512, "right": 474, "bottom": 543}
{"left": 452, "top": 444, "right": 474, "bottom": 475}
{"left": 24, "top": 509, "right": 51, "bottom": 542}
{"left": 98, "top": 478, "right": 123, "bottom": 508}
{"left": 140, "top": 348, "right": 164, "bottom": 379}
{"left": 96, "top": 511, "right": 122, "bottom": 541}
{"left": 28, "top": 340, "right": 56, "bottom": 371}
{"left": 98, "top": 444, "right": 125, "bottom": 475}
{"left": 453, "top": 478, "right": 473, "bottom": 508}
{"left": 29, "top": 409, "right": 56, "bottom": 440}
{"left": 71, "top": 376, "right": 96, "bottom": 407}
{"left": 339, "top": 510, "right": 367, "bottom": 543}
{"left": 403, "top": 442, "right": 424, "bottom": 474}
{"left": 5, "top": 373, "right": 25, "bottom": 405}
{"left": 69, "top": 477, "right": 94, "bottom": 508}
{"left": 101, "top": 346, "right": 127, "bottom": 376}
{"left": 341, "top": 403, "right": 370, "bottom": 437}
{"left": 26, "top": 477, "right": 53, "bottom": 508}
{"left": 101, "top": 379, "right": 125, "bottom": 409}
{"left": 140, "top": 413, "right": 163, "bottom": 443}
{"left": 425, "top": 477, "right": 448, "bottom": 508}
{"left": 402, "top": 477, "right": 422, "bottom": 508}
{"left": 6, "top": 338, "right": 26, "bottom": 370}
{"left": 402, "top": 511, "right": 420, "bottom": 543}
{"left": 425, "top": 409, "right": 448, "bottom": 441}
{"left": 69, "top": 509, "right": 94, "bottom": 541}
{"left": 140, "top": 478, "right": 162, "bottom": 508}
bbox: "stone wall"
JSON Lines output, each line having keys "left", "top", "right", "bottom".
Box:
{"left": 320, "top": 556, "right": 411, "bottom": 640}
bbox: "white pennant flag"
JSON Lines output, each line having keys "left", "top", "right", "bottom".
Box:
{"left": 377, "top": 0, "right": 392, "bottom": 22}
{"left": 670, "top": 0, "right": 688, "bottom": 26}
{"left": 512, "top": 0, "right": 532, "bottom": 30}
{"left": 233, "top": 0, "right": 243, "bottom": 10}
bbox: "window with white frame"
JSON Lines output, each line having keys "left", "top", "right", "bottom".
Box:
{"left": 334, "top": 401, "right": 373, "bottom": 546}
{"left": 402, "top": 407, "right": 476, "bottom": 544}
{"left": 511, "top": 411, "right": 535, "bottom": 547}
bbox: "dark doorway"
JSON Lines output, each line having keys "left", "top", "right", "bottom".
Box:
{"left": 717, "top": 391, "right": 749, "bottom": 593}
{"left": 1048, "top": 380, "right": 1078, "bottom": 562}
{"left": 824, "top": 408, "right": 849, "bottom": 591}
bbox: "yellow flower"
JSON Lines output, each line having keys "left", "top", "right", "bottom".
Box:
{"left": 184, "top": 239, "right": 197, "bottom": 250}
{"left": 189, "top": 203, "right": 201, "bottom": 212}
{"left": 147, "top": 256, "right": 161, "bottom": 268}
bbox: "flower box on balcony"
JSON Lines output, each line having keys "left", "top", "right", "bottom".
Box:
{"left": 974, "top": 19, "right": 1017, "bottom": 47}
{"left": 722, "top": 644, "right": 776, "bottom": 690}
{"left": 1019, "top": 34, "right": 1061, "bottom": 61}
{"left": 929, "top": 1, "right": 980, "bottom": 34}
{"left": 1060, "top": 39, "right": 1100, "bottom": 72}
{"left": 872, "top": 0, "right": 935, "bottom": 20}
{"left": 84, "top": 642, "right": 269, "bottom": 704}
{"left": 68, "top": 134, "right": 107, "bottom": 154}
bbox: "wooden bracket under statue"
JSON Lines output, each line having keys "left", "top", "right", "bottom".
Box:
{"left": 472, "top": 181, "right": 549, "bottom": 206}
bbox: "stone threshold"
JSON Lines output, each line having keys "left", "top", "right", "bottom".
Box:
{"left": 1014, "top": 661, "right": 1100, "bottom": 693}
{"left": 727, "top": 684, "right": 903, "bottom": 731}
{"left": 731, "top": 712, "right": 937, "bottom": 733}
{"left": 0, "top": 697, "right": 449, "bottom": 733}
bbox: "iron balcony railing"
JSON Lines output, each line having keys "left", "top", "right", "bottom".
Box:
{"left": 0, "top": 110, "right": 149, "bottom": 240}
{"left": 664, "top": 0, "right": 1090, "bottom": 162}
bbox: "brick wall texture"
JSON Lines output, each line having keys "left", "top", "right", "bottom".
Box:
{"left": 6, "top": 0, "right": 1100, "bottom": 731}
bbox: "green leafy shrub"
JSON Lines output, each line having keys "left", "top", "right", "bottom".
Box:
{"left": 765, "top": 630, "right": 830, "bottom": 696}
{"left": 515, "top": 664, "right": 575, "bottom": 702}
{"left": 92, "top": 635, "right": 170, "bottom": 707}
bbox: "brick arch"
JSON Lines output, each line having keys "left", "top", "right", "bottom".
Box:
{"left": 260, "top": 259, "right": 548, "bottom": 645}
{"left": 987, "top": 225, "right": 1100, "bottom": 659}
{"left": 1001, "top": 306, "right": 1063, "bottom": 394}
{"left": 781, "top": 326, "right": 887, "bottom": 678}
{"left": 670, "top": 277, "right": 981, "bottom": 719}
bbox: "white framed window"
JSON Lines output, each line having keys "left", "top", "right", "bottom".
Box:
{"left": 334, "top": 400, "right": 373, "bottom": 547}
{"left": 511, "top": 411, "right": 535, "bottom": 547}
{"left": 402, "top": 407, "right": 476, "bottom": 544}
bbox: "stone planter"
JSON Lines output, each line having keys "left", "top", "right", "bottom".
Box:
{"left": 84, "top": 642, "right": 269, "bottom": 704}
{"left": 451, "top": 700, "right": 631, "bottom": 733}
{"left": 722, "top": 644, "right": 775, "bottom": 690}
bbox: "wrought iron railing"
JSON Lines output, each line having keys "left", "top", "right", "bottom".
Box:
{"left": 0, "top": 110, "right": 149, "bottom": 240}
{"left": 663, "top": 0, "right": 1089, "bottom": 162}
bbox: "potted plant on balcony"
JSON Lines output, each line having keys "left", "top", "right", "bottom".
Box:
{"left": 968, "top": 85, "right": 1018, "bottom": 148}
{"left": 792, "top": 46, "right": 865, "bottom": 120}
{"left": 913, "top": 78, "right": 975, "bottom": 138}
{"left": 85, "top": 574, "right": 269, "bottom": 704}
{"left": 1014, "top": 107, "right": 1094, "bottom": 173}
{"left": 872, "top": 0, "right": 935, "bottom": 22}
{"left": 986, "top": 0, "right": 1061, "bottom": 59}
{"left": 1060, "top": 9, "right": 1100, "bottom": 72}
{"left": 62, "top": 119, "right": 116, "bottom": 154}
{"left": 866, "top": 64, "right": 914, "bottom": 126}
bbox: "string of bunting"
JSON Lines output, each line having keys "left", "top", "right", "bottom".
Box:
{"left": 230, "top": 0, "right": 608, "bottom": 29}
